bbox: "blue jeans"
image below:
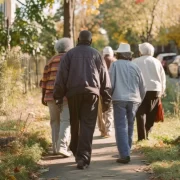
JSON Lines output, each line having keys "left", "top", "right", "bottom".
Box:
{"left": 113, "top": 101, "right": 139, "bottom": 158}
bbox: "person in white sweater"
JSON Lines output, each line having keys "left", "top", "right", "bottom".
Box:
{"left": 133, "top": 42, "right": 166, "bottom": 141}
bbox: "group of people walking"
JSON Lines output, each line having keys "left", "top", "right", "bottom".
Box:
{"left": 40, "top": 30, "right": 166, "bottom": 169}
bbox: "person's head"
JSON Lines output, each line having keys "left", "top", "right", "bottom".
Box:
{"left": 103, "top": 46, "right": 114, "bottom": 58}
{"left": 78, "top": 30, "right": 92, "bottom": 45}
{"left": 54, "top": 38, "right": 73, "bottom": 53}
{"left": 139, "top": 42, "right": 154, "bottom": 56}
{"left": 115, "top": 43, "right": 133, "bottom": 60}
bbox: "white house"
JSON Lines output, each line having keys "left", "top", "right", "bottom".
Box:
{"left": 0, "top": 0, "right": 21, "bottom": 25}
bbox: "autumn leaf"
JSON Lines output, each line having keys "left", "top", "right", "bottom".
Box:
{"left": 14, "top": 166, "right": 20, "bottom": 173}
{"left": 135, "top": 0, "right": 144, "bottom": 4}
{"left": 7, "top": 175, "right": 16, "bottom": 180}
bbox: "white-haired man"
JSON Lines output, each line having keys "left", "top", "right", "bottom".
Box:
{"left": 40, "top": 38, "right": 73, "bottom": 157}
{"left": 133, "top": 42, "right": 166, "bottom": 141}
{"left": 98, "top": 46, "right": 116, "bottom": 137}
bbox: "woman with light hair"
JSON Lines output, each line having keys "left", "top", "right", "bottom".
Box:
{"left": 133, "top": 42, "right": 166, "bottom": 141}
{"left": 40, "top": 38, "right": 73, "bottom": 157}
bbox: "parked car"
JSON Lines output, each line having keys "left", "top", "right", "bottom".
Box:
{"left": 168, "top": 55, "right": 180, "bottom": 78}
{"left": 156, "top": 53, "right": 177, "bottom": 73}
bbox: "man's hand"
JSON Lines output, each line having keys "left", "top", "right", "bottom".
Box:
{"left": 55, "top": 100, "right": 63, "bottom": 113}
{"left": 42, "top": 89, "right": 47, "bottom": 106}
{"left": 161, "top": 92, "right": 167, "bottom": 98}
{"left": 42, "top": 98, "right": 47, "bottom": 106}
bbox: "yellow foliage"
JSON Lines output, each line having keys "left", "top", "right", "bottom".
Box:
{"left": 98, "top": 0, "right": 104, "bottom": 4}
{"left": 7, "top": 175, "right": 16, "bottom": 180}
{"left": 86, "top": 9, "right": 100, "bottom": 16}
{"left": 81, "top": 0, "right": 104, "bottom": 15}
{"left": 112, "top": 33, "right": 128, "bottom": 44}
{"left": 167, "top": 25, "right": 180, "bottom": 47}
{"left": 46, "top": 0, "right": 54, "bottom": 4}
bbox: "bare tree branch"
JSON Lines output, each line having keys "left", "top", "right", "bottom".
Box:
{"left": 16, "top": 0, "right": 26, "bottom": 6}
{"left": 147, "top": 0, "right": 160, "bottom": 41}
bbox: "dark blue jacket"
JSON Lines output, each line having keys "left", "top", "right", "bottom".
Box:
{"left": 53, "top": 44, "right": 111, "bottom": 105}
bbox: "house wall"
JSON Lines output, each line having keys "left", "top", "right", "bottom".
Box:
{"left": 0, "top": 0, "right": 18, "bottom": 25}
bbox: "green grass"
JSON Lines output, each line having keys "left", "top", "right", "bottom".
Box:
{"left": 0, "top": 87, "right": 51, "bottom": 179}
{"left": 0, "top": 120, "right": 50, "bottom": 180}
{"left": 135, "top": 117, "right": 180, "bottom": 180}
{"left": 162, "top": 76, "right": 180, "bottom": 115}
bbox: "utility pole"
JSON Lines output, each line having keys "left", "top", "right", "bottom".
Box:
{"left": 6, "top": 17, "right": 11, "bottom": 51}
{"left": 35, "top": 52, "right": 39, "bottom": 88}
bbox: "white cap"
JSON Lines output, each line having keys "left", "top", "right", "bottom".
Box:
{"left": 139, "top": 42, "right": 154, "bottom": 56}
{"left": 115, "top": 43, "right": 131, "bottom": 53}
{"left": 103, "top": 46, "right": 114, "bottom": 57}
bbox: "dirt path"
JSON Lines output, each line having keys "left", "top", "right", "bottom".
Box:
{"left": 40, "top": 128, "right": 150, "bottom": 180}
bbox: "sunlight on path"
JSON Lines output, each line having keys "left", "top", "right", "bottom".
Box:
{"left": 40, "top": 128, "right": 150, "bottom": 180}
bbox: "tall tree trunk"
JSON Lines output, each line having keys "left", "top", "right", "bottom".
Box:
{"left": 63, "top": 0, "right": 75, "bottom": 43}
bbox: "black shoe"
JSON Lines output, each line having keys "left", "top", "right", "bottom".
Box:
{"left": 116, "top": 156, "right": 130, "bottom": 164}
{"left": 77, "top": 159, "right": 88, "bottom": 170}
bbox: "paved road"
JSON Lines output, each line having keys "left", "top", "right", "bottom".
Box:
{"left": 40, "top": 128, "right": 150, "bottom": 180}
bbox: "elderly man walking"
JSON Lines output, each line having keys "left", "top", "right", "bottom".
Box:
{"left": 98, "top": 46, "right": 116, "bottom": 137}
{"left": 133, "top": 42, "right": 166, "bottom": 141}
{"left": 53, "top": 30, "right": 111, "bottom": 169}
{"left": 109, "top": 43, "right": 146, "bottom": 164}
{"left": 40, "top": 38, "right": 73, "bottom": 157}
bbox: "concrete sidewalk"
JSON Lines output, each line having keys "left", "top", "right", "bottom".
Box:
{"left": 40, "top": 128, "right": 150, "bottom": 180}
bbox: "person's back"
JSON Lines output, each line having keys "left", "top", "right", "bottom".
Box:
{"left": 133, "top": 55, "right": 165, "bottom": 93}
{"left": 110, "top": 60, "right": 145, "bottom": 103}
{"left": 61, "top": 45, "right": 105, "bottom": 97}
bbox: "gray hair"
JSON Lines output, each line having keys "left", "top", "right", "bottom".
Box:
{"left": 54, "top": 38, "right": 73, "bottom": 53}
{"left": 139, "top": 42, "right": 154, "bottom": 56}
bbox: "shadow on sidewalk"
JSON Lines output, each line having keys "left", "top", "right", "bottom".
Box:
{"left": 40, "top": 129, "right": 150, "bottom": 180}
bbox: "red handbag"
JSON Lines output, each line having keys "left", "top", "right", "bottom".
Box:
{"left": 155, "top": 99, "right": 164, "bottom": 123}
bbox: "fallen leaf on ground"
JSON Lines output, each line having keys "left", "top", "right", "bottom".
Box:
{"left": 7, "top": 175, "right": 16, "bottom": 180}
{"left": 38, "top": 167, "right": 49, "bottom": 174}
{"left": 14, "top": 167, "right": 20, "bottom": 173}
{"left": 29, "top": 172, "right": 38, "bottom": 179}
{"left": 135, "top": 168, "right": 142, "bottom": 172}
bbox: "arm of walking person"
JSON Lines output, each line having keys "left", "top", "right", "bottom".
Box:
{"left": 53, "top": 54, "right": 69, "bottom": 104}
{"left": 40, "top": 65, "right": 48, "bottom": 106}
{"left": 97, "top": 54, "right": 112, "bottom": 112}
{"left": 109, "top": 62, "right": 115, "bottom": 95}
{"left": 160, "top": 65, "right": 166, "bottom": 97}
{"left": 138, "top": 70, "right": 146, "bottom": 101}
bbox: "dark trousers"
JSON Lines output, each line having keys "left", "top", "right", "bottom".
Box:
{"left": 136, "top": 91, "right": 160, "bottom": 141}
{"left": 68, "top": 94, "right": 99, "bottom": 165}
